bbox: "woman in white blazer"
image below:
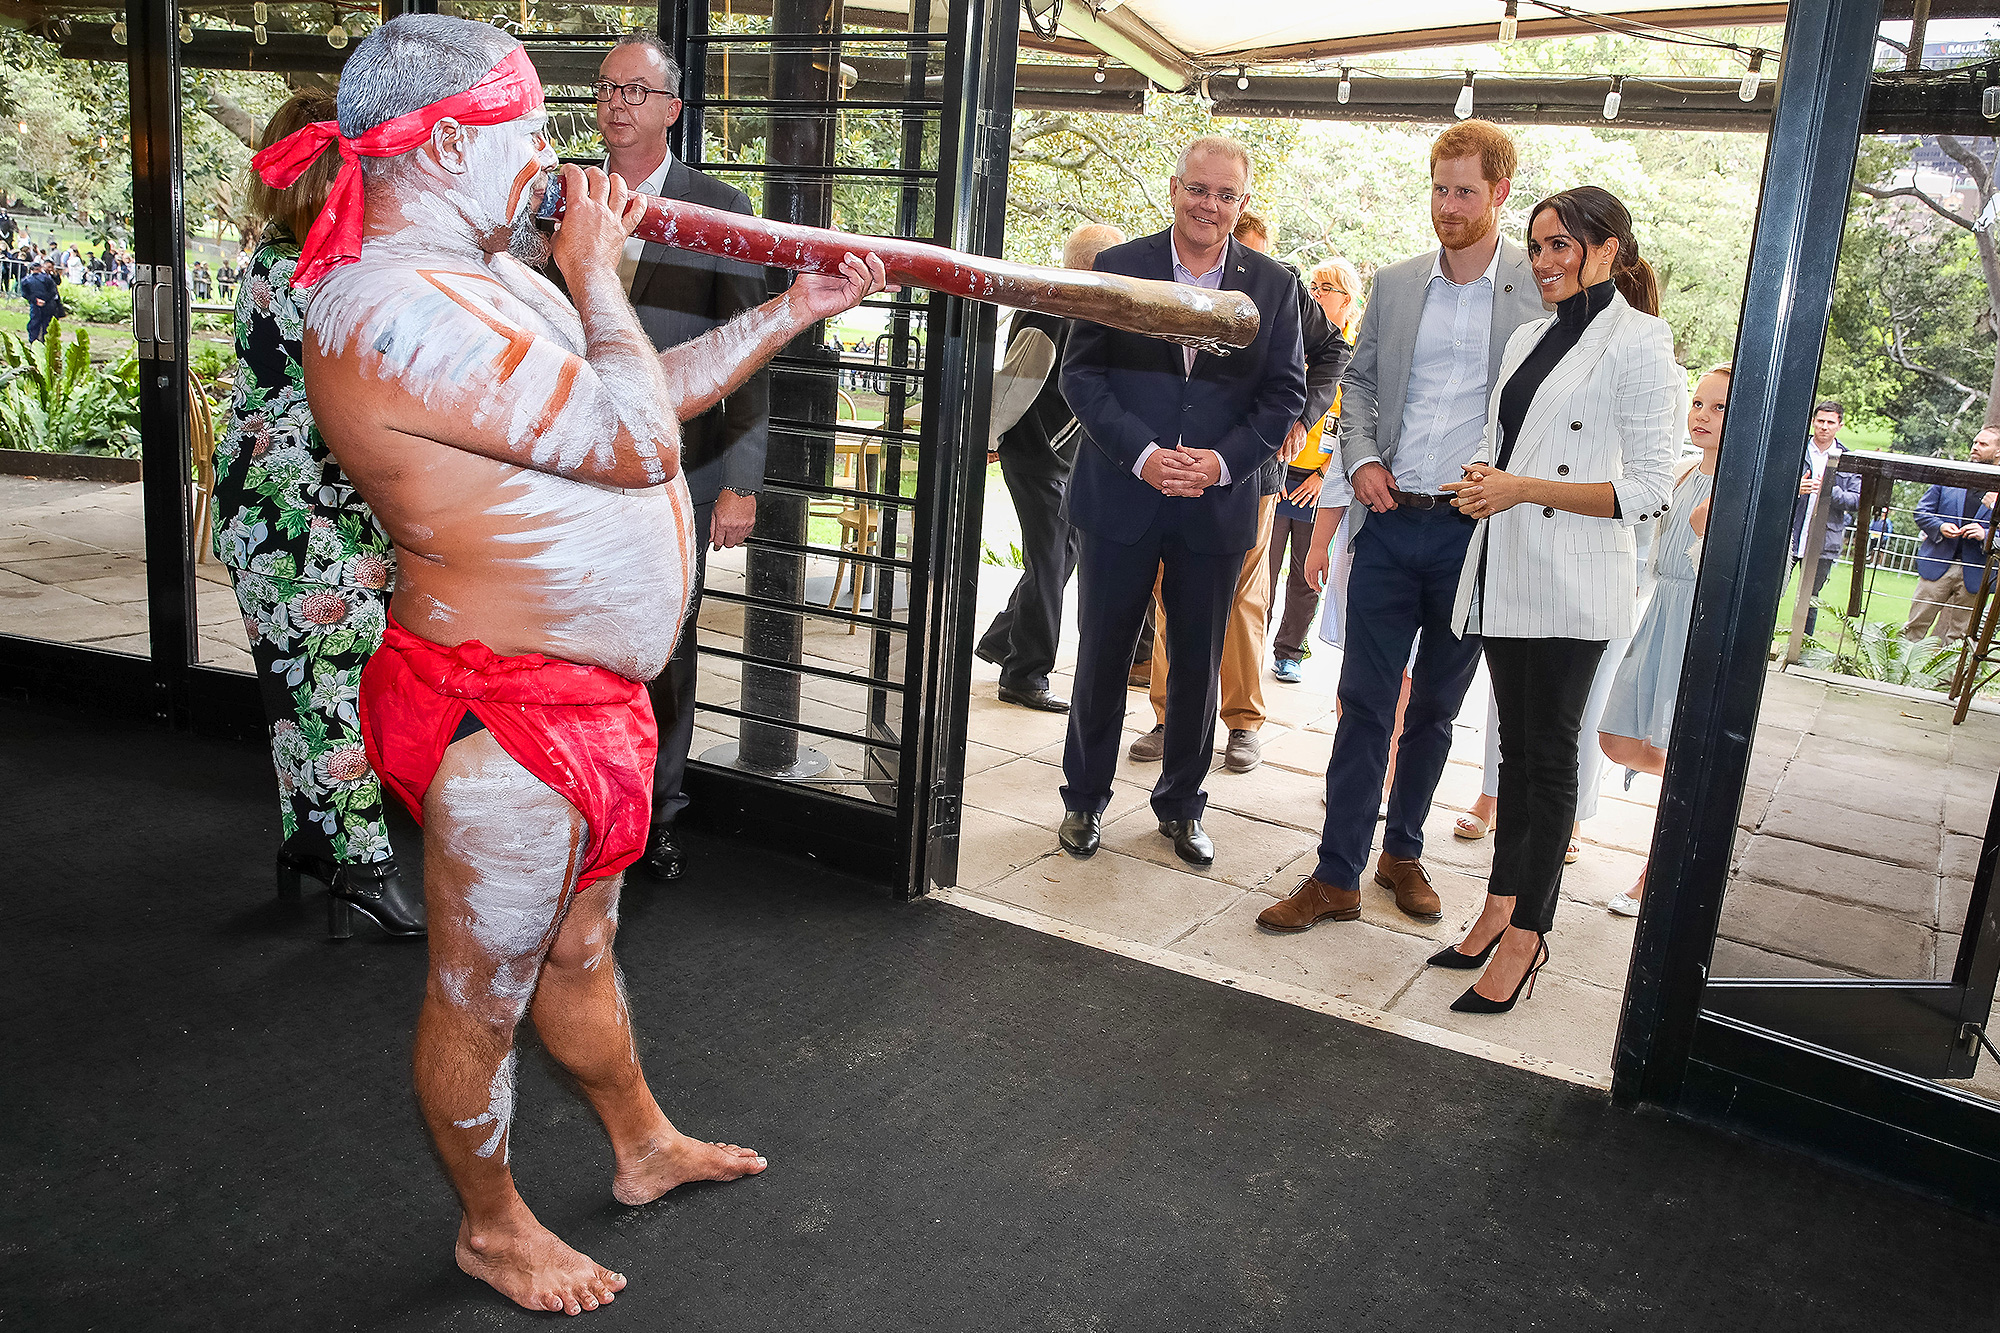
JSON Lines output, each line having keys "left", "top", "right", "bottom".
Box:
{"left": 1431, "top": 186, "right": 1679, "bottom": 1013}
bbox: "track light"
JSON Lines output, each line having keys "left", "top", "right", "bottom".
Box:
{"left": 1499, "top": 0, "right": 1519, "bottom": 43}
{"left": 1738, "top": 51, "right": 1764, "bottom": 102}
{"left": 1237, "top": 66, "right": 1249, "bottom": 91}
{"left": 1603, "top": 76, "right": 1624, "bottom": 120}
{"left": 1455, "top": 71, "right": 1475, "bottom": 120}
{"left": 1338, "top": 67, "right": 1351, "bottom": 104}
{"left": 1094, "top": 57, "right": 1106, "bottom": 83}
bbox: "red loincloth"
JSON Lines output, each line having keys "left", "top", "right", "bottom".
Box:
{"left": 359, "top": 610, "right": 657, "bottom": 893}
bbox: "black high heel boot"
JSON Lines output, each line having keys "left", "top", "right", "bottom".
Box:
{"left": 1426, "top": 927, "right": 1503, "bottom": 970}
{"left": 1450, "top": 933, "right": 1550, "bottom": 1014}
{"left": 328, "top": 858, "right": 426, "bottom": 940}
{"left": 276, "top": 847, "right": 338, "bottom": 902}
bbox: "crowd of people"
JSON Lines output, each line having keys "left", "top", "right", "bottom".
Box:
{"left": 2, "top": 208, "right": 254, "bottom": 342}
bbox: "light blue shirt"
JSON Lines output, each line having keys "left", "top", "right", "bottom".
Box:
{"left": 1132, "top": 235, "right": 1232, "bottom": 486}
{"left": 1384, "top": 243, "right": 1502, "bottom": 495}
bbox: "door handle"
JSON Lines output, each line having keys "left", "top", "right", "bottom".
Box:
{"left": 152, "top": 280, "right": 177, "bottom": 361}
{"left": 131, "top": 263, "right": 155, "bottom": 359}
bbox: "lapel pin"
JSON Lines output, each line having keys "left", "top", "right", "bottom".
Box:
{"left": 1504, "top": 283, "right": 1514, "bottom": 292}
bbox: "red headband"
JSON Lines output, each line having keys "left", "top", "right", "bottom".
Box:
{"left": 251, "top": 46, "right": 545, "bottom": 290}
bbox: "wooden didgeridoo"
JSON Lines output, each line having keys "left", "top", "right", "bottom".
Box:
{"left": 535, "top": 173, "right": 1260, "bottom": 355}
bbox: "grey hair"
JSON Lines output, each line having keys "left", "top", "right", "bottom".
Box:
{"left": 612, "top": 30, "right": 683, "bottom": 95}
{"left": 1174, "top": 134, "right": 1253, "bottom": 186}
{"left": 1062, "top": 223, "right": 1125, "bottom": 271}
{"left": 338, "top": 14, "right": 522, "bottom": 174}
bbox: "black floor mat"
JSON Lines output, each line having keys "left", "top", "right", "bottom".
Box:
{"left": 3, "top": 700, "right": 1996, "bottom": 1332}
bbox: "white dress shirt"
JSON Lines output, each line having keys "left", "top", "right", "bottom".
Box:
{"left": 1350, "top": 242, "right": 1502, "bottom": 493}
{"left": 1796, "top": 439, "right": 1835, "bottom": 557}
{"left": 616, "top": 152, "right": 673, "bottom": 293}
{"left": 1132, "top": 235, "right": 1232, "bottom": 487}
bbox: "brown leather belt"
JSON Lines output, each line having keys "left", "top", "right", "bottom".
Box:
{"left": 1389, "top": 488, "right": 1457, "bottom": 510}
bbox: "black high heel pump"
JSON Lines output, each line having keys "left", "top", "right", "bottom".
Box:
{"left": 1426, "top": 928, "right": 1502, "bottom": 970}
{"left": 1450, "top": 933, "right": 1549, "bottom": 1014}
{"left": 276, "top": 848, "right": 426, "bottom": 939}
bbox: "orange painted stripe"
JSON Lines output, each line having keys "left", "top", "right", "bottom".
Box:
{"left": 527, "top": 356, "right": 582, "bottom": 440}
{"left": 418, "top": 268, "right": 538, "bottom": 382}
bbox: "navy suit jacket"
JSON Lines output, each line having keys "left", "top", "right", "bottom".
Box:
{"left": 1059, "top": 229, "right": 1306, "bottom": 555}
{"left": 1914, "top": 484, "right": 1995, "bottom": 593}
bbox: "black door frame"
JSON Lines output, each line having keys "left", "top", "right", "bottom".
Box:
{"left": 1610, "top": 0, "right": 2000, "bottom": 1215}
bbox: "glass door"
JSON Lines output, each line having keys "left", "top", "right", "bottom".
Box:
{"left": 1616, "top": 0, "right": 2000, "bottom": 1210}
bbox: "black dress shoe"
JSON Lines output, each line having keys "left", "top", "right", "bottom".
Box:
{"left": 1058, "top": 811, "right": 1101, "bottom": 858}
{"left": 998, "top": 684, "right": 1071, "bottom": 713}
{"left": 1159, "top": 818, "right": 1214, "bottom": 867}
{"left": 639, "top": 825, "right": 686, "bottom": 881}
{"left": 327, "top": 858, "right": 426, "bottom": 940}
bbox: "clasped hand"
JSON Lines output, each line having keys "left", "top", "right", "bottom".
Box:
{"left": 1442, "top": 462, "right": 1527, "bottom": 520}
{"left": 1141, "top": 445, "right": 1222, "bottom": 497}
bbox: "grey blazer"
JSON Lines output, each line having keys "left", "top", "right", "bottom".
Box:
{"left": 627, "top": 157, "right": 771, "bottom": 507}
{"left": 1334, "top": 239, "right": 1545, "bottom": 543}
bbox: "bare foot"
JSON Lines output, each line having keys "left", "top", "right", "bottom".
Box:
{"left": 456, "top": 1213, "right": 626, "bottom": 1316}
{"left": 612, "top": 1127, "right": 768, "bottom": 1205}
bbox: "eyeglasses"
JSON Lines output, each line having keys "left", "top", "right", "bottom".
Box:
{"left": 1308, "top": 282, "right": 1351, "bottom": 296}
{"left": 1176, "top": 181, "right": 1249, "bottom": 207}
{"left": 593, "top": 80, "right": 677, "bottom": 106}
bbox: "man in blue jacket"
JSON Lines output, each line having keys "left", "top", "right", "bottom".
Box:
{"left": 1054, "top": 135, "right": 1306, "bottom": 867}
{"left": 1905, "top": 426, "right": 2000, "bottom": 644}
{"left": 20, "top": 259, "right": 61, "bottom": 343}
{"left": 1790, "top": 400, "right": 1860, "bottom": 638}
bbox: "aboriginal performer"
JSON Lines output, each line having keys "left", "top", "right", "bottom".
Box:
{"left": 263, "top": 16, "right": 890, "bottom": 1315}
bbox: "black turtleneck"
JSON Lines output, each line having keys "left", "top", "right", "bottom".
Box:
{"left": 1493, "top": 278, "right": 1617, "bottom": 473}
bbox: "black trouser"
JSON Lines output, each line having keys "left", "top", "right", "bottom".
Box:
{"left": 1266, "top": 473, "right": 1319, "bottom": 663}
{"left": 1483, "top": 635, "right": 1607, "bottom": 933}
{"left": 976, "top": 451, "right": 1079, "bottom": 692}
{"left": 646, "top": 501, "right": 713, "bottom": 829}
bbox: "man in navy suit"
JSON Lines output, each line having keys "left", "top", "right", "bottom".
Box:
{"left": 1055, "top": 135, "right": 1306, "bottom": 866}
{"left": 1790, "top": 400, "right": 1860, "bottom": 639}
{"left": 1906, "top": 426, "right": 2000, "bottom": 644}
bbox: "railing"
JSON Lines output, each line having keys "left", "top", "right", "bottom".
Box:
{"left": 1783, "top": 449, "right": 2000, "bottom": 715}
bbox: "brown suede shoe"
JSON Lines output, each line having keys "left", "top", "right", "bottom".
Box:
{"left": 1256, "top": 876, "right": 1361, "bottom": 933}
{"left": 1373, "top": 853, "right": 1443, "bottom": 922}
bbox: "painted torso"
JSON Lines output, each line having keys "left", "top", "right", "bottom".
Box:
{"left": 303, "top": 250, "right": 693, "bottom": 683}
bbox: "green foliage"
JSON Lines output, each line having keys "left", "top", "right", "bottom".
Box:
{"left": 1802, "top": 603, "right": 1959, "bottom": 689}
{"left": 980, "top": 540, "right": 1025, "bottom": 569}
{"left": 58, "top": 282, "right": 133, "bottom": 325}
{"left": 0, "top": 324, "right": 138, "bottom": 457}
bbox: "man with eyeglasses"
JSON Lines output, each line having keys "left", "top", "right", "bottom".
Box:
{"left": 594, "top": 32, "right": 772, "bottom": 885}
{"left": 1054, "top": 135, "right": 1306, "bottom": 869}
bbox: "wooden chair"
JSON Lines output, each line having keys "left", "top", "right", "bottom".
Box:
{"left": 187, "top": 370, "right": 219, "bottom": 564}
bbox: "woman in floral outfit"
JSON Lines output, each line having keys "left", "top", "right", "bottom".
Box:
{"left": 214, "top": 92, "right": 423, "bottom": 938}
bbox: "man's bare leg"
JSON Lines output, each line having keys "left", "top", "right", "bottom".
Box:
{"left": 415, "top": 730, "right": 625, "bottom": 1316}
{"left": 530, "top": 875, "right": 767, "bottom": 1204}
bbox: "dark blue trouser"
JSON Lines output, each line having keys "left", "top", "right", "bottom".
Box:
{"left": 26, "top": 309, "right": 53, "bottom": 343}
{"left": 1062, "top": 515, "right": 1240, "bottom": 822}
{"left": 1313, "top": 504, "right": 1484, "bottom": 889}
{"left": 647, "top": 501, "right": 712, "bottom": 828}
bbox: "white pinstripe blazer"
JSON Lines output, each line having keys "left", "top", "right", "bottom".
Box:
{"left": 1450, "top": 293, "right": 1680, "bottom": 641}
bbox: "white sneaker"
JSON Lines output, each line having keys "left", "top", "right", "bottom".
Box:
{"left": 1607, "top": 892, "right": 1642, "bottom": 917}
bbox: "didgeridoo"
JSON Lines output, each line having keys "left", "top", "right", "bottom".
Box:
{"left": 534, "top": 172, "right": 1260, "bottom": 354}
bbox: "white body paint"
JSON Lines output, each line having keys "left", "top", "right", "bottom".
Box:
{"left": 453, "top": 1048, "right": 518, "bottom": 1161}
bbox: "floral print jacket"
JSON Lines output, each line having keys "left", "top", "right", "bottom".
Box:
{"left": 212, "top": 230, "right": 396, "bottom": 665}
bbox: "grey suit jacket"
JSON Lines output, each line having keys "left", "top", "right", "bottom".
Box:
{"left": 627, "top": 157, "right": 771, "bottom": 507}
{"left": 1335, "top": 239, "right": 1544, "bottom": 543}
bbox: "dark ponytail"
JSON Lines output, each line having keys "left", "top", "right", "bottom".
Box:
{"left": 1529, "top": 185, "right": 1660, "bottom": 317}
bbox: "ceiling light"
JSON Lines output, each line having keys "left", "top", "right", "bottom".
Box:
{"left": 327, "top": 23, "right": 348, "bottom": 48}
{"left": 1500, "top": 0, "right": 1519, "bottom": 43}
{"left": 1603, "top": 76, "right": 1624, "bottom": 120}
{"left": 1237, "top": 66, "right": 1249, "bottom": 91}
{"left": 110, "top": 20, "right": 126, "bottom": 44}
{"left": 1094, "top": 57, "right": 1106, "bottom": 83}
{"left": 1338, "top": 67, "right": 1351, "bottom": 104}
{"left": 1455, "top": 71, "right": 1475, "bottom": 120}
{"left": 1738, "top": 51, "right": 1764, "bottom": 102}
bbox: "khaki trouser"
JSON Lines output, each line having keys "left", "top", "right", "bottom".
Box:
{"left": 1148, "top": 492, "right": 1277, "bottom": 732}
{"left": 1904, "top": 565, "right": 1978, "bottom": 645}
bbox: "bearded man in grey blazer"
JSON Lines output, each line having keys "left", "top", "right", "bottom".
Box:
{"left": 1260, "top": 120, "right": 1546, "bottom": 934}
{"left": 597, "top": 32, "right": 771, "bottom": 882}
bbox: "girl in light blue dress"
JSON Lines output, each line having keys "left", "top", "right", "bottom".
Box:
{"left": 1596, "top": 365, "right": 1728, "bottom": 913}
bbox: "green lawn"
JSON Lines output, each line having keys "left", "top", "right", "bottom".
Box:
{"left": 1773, "top": 558, "right": 1919, "bottom": 644}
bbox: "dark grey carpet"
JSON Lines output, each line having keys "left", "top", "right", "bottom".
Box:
{"left": 3, "top": 701, "right": 1997, "bottom": 1332}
